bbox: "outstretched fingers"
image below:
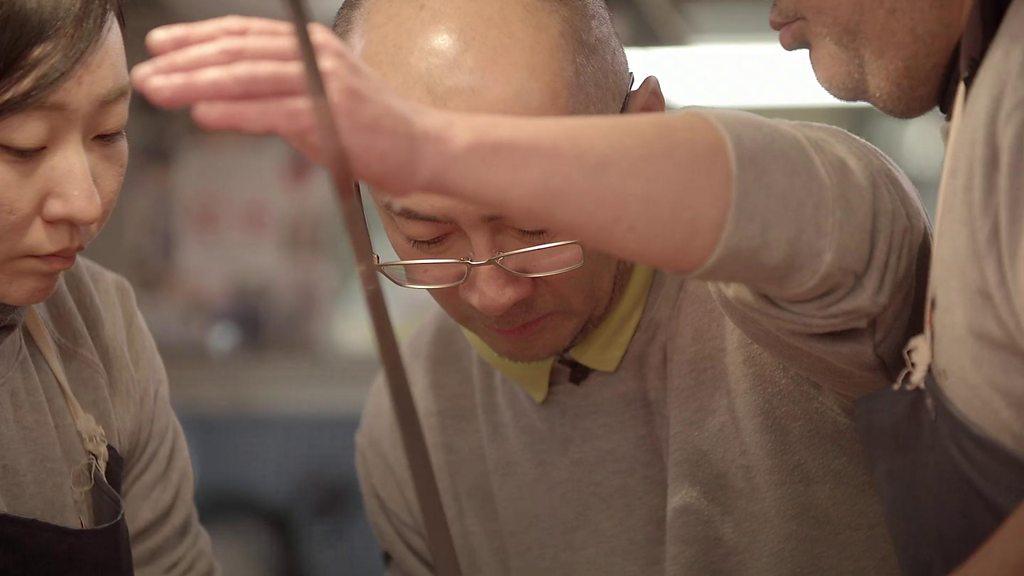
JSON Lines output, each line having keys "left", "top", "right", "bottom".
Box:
{"left": 144, "top": 16, "right": 294, "bottom": 55}
{"left": 134, "top": 35, "right": 304, "bottom": 80}
{"left": 135, "top": 60, "right": 309, "bottom": 108}
{"left": 133, "top": 19, "right": 354, "bottom": 110}
{"left": 130, "top": 17, "right": 418, "bottom": 186}
{"left": 137, "top": 24, "right": 346, "bottom": 76}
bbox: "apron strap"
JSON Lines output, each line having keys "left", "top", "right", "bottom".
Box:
{"left": 896, "top": 82, "right": 967, "bottom": 391}
{"left": 24, "top": 306, "right": 109, "bottom": 477}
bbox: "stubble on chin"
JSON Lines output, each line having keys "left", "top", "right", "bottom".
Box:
{"left": 863, "top": 48, "right": 952, "bottom": 118}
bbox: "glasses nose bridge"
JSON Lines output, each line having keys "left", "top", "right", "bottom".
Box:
{"left": 462, "top": 253, "right": 512, "bottom": 281}
{"left": 464, "top": 251, "right": 503, "bottom": 268}
{"left": 460, "top": 255, "right": 531, "bottom": 302}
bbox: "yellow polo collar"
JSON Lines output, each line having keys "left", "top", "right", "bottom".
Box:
{"left": 463, "top": 265, "right": 654, "bottom": 403}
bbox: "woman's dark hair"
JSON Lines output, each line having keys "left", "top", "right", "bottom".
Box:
{"left": 0, "top": 0, "right": 126, "bottom": 118}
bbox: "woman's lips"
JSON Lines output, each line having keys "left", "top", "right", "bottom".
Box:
{"left": 30, "top": 247, "right": 82, "bottom": 271}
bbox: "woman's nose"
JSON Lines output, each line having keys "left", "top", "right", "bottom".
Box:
{"left": 39, "top": 146, "right": 104, "bottom": 228}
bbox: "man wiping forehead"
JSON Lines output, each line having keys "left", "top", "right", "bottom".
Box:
{"left": 340, "top": 0, "right": 926, "bottom": 573}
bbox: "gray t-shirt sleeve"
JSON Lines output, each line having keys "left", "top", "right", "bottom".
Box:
{"left": 111, "top": 278, "right": 219, "bottom": 576}
{"left": 691, "top": 110, "right": 931, "bottom": 400}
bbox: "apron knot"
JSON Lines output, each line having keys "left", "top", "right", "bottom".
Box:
{"left": 70, "top": 457, "right": 99, "bottom": 502}
{"left": 76, "top": 412, "right": 110, "bottom": 476}
{"left": 894, "top": 333, "right": 932, "bottom": 391}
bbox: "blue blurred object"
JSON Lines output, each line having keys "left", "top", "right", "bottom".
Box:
{"left": 180, "top": 415, "right": 383, "bottom": 576}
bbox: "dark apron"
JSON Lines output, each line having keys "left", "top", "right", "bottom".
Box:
{"left": 0, "top": 307, "right": 135, "bottom": 575}
{"left": 856, "top": 374, "right": 1024, "bottom": 575}
{"left": 0, "top": 446, "right": 134, "bottom": 575}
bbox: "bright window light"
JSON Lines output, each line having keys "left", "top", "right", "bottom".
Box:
{"left": 625, "top": 43, "right": 867, "bottom": 109}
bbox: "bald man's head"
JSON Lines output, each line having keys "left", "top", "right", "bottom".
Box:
{"left": 334, "top": 0, "right": 629, "bottom": 115}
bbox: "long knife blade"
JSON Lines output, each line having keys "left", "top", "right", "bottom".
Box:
{"left": 281, "top": 2, "right": 461, "bottom": 573}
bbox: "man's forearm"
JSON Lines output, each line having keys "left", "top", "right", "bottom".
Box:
{"left": 420, "top": 110, "right": 733, "bottom": 273}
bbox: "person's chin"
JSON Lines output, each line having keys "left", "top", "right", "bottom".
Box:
{"left": 868, "top": 72, "right": 947, "bottom": 119}
{"left": 485, "top": 335, "right": 564, "bottom": 363}
{"left": 480, "top": 323, "right": 573, "bottom": 363}
{"left": 0, "top": 277, "right": 60, "bottom": 307}
{"left": 808, "top": 49, "right": 867, "bottom": 104}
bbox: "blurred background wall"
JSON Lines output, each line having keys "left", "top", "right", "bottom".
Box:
{"left": 88, "top": 1, "right": 945, "bottom": 574}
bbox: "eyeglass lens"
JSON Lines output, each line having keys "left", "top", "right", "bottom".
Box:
{"left": 498, "top": 243, "right": 583, "bottom": 276}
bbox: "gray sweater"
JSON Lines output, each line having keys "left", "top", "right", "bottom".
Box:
{"left": 0, "top": 258, "right": 218, "bottom": 575}
{"left": 356, "top": 110, "right": 930, "bottom": 574}
{"left": 928, "top": 0, "right": 1024, "bottom": 461}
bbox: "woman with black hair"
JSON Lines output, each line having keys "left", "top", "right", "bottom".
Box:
{"left": 0, "top": 2, "right": 217, "bottom": 574}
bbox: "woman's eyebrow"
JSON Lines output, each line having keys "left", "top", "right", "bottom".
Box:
{"left": 97, "top": 84, "right": 132, "bottom": 108}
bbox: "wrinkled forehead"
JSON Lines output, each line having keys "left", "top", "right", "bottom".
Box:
{"left": 352, "top": 0, "right": 574, "bottom": 115}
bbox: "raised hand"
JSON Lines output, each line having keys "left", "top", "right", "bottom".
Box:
{"left": 131, "top": 15, "right": 438, "bottom": 195}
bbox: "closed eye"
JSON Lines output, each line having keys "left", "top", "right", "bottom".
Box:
{"left": 407, "top": 235, "right": 448, "bottom": 250}
{"left": 1, "top": 144, "right": 46, "bottom": 160}
{"left": 517, "top": 228, "right": 548, "bottom": 239}
{"left": 94, "top": 129, "right": 127, "bottom": 144}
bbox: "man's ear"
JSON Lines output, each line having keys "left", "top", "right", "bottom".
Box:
{"left": 624, "top": 76, "right": 666, "bottom": 114}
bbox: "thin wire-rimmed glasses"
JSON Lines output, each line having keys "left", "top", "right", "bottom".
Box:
{"left": 374, "top": 240, "right": 585, "bottom": 289}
